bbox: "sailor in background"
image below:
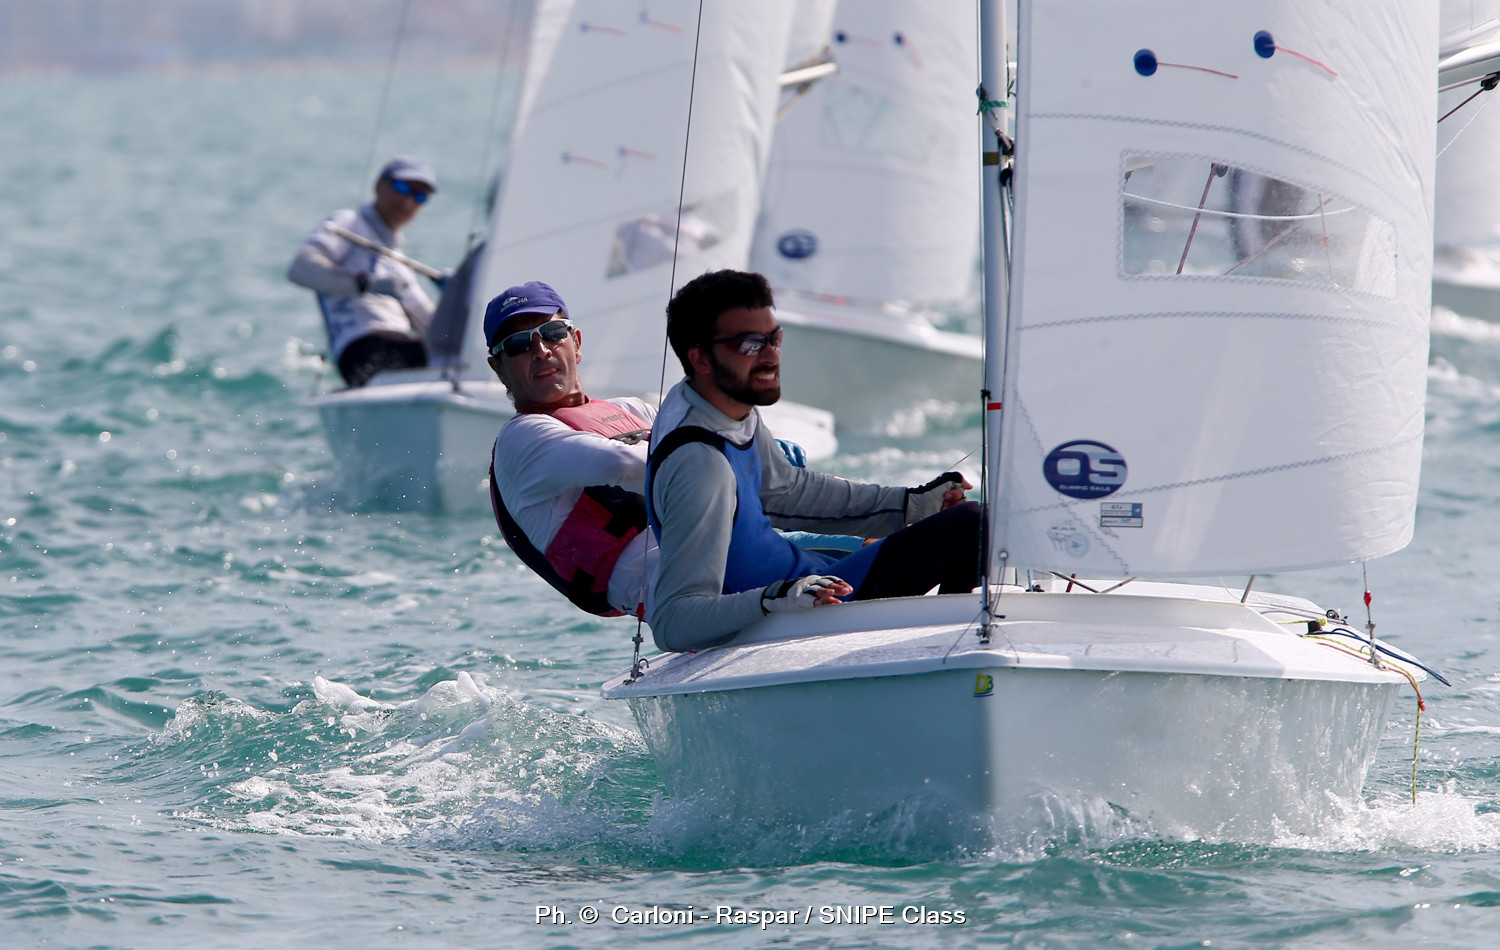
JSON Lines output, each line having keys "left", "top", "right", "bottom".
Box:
{"left": 647, "top": 269, "right": 981, "bottom": 654}
{"left": 288, "top": 156, "right": 440, "bottom": 388}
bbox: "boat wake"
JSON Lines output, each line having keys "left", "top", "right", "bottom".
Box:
{"left": 1270, "top": 785, "right": 1500, "bottom": 854}
{"left": 147, "top": 674, "right": 1500, "bottom": 867}
{"left": 152, "top": 674, "right": 653, "bottom": 843}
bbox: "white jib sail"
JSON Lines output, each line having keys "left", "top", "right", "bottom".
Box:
{"left": 470, "top": 0, "right": 797, "bottom": 395}
{"left": 748, "top": 0, "right": 980, "bottom": 308}
{"left": 995, "top": 1, "right": 1436, "bottom": 577}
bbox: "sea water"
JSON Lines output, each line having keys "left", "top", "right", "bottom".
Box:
{"left": 2, "top": 70, "right": 1499, "bottom": 950}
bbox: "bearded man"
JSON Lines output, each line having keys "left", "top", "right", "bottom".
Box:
{"left": 646, "top": 269, "right": 982, "bottom": 653}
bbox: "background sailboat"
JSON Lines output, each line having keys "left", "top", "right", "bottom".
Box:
{"left": 606, "top": 0, "right": 1443, "bottom": 843}
{"left": 1433, "top": 1, "right": 1500, "bottom": 319}
{"left": 751, "top": 0, "right": 985, "bottom": 434}
{"left": 309, "top": 0, "right": 837, "bottom": 513}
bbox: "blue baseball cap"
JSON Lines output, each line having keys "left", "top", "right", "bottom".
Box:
{"left": 483, "top": 281, "right": 569, "bottom": 348}
{"left": 378, "top": 156, "right": 437, "bottom": 191}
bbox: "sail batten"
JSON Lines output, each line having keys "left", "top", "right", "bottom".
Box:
{"left": 996, "top": 1, "right": 1436, "bottom": 577}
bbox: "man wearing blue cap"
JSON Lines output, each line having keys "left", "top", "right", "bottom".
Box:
{"left": 288, "top": 156, "right": 441, "bottom": 387}
{"left": 483, "top": 280, "right": 867, "bottom": 619}
{"left": 483, "top": 281, "right": 659, "bottom": 617}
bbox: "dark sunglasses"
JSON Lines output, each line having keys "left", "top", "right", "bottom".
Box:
{"left": 708, "top": 326, "right": 783, "bottom": 357}
{"left": 491, "top": 319, "right": 574, "bottom": 358}
{"left": 388, "top": 178, "right": 430, "bottom": 204}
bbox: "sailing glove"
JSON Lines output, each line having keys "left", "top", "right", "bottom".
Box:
{"left": 776, "top": 438, "right": 808, "bottom": 469}
{"left": 905, "top": 471, "right": 966, "bottom": 523}
{"left": 761, "top": 575, "right": 847, "bottom": 614}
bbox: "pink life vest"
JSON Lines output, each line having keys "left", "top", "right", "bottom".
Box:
{"left": 489, "top": 399, "right": 652, "bottom": 617}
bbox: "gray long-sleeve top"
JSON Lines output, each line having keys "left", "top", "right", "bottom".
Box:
{"left": 647, "top": 380, "right": 910, "bottom": 652}
{"left": 286, "top": 204, "right": 434, "bottom": 361}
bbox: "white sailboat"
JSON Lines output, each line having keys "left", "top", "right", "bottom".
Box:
{"left": 1433, "top": 1, "right": 1500, "bottom": 318}
{"left": 751, "top": 0, "right": 985, "bottom": 433}
{"left": 605, "top": 1, "right": 1447, "bottom": 842}
{"left": 307, "top": 0, "right": 837, "bottom": 513}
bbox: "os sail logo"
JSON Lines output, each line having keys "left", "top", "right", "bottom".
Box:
{"left": 777, "top": 230, "right": 818, "bottom": 259}
{"left": 1043, "top": 440, "right": 1127, "bottom": 499}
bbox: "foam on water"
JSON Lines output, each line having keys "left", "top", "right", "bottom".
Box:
{"left": 1273, "top": 786, "right": 1500, "bottom": 853}
{"left": 152, "top": 674, "right": 650, "bottom": 843}
{"left": 141, "top": 667, "right": 1500, "bottom": 874}
{"left": 1432, "top": 305, "right": 1500, "bottom": 344}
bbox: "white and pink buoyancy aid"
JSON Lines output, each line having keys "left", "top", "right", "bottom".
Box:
{"left": 489, "top": 399, "right": 653, "bottom": 617}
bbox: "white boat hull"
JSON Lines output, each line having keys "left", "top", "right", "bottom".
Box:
{"left": 309, "top": 370, "right": 840, "bottom": 514}
{"left": 309, "top": 373, "right": 514, "bottom": 514}
{"left": 605, "top": 584, "right": 1414, "bottom": 844}
{"left": 775, "top": 304, "right": 983, "bottom": 434}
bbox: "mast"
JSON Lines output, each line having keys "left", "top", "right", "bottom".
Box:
{"left": 978, "top": 0, "right": 1011, "bottom": 632}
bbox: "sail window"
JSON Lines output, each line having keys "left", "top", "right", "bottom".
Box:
{"left": 1120, "top": 155, "right": 1396, "bottom": 297}
{"left": 605, "top": 193, "right": 734, "bottom": 279}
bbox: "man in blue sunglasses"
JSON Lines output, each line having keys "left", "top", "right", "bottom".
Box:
{"left": 287, "top": 156, "right": 441, "bottom": 387}
{"left": 646, "top": 269, "right": 980, "bottom": 654}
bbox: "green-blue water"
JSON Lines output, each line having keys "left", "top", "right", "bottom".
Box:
{"left": 3, "top": 70, "right": 1500, "bottom": 949}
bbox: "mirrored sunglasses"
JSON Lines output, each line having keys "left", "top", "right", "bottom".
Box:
{"left": 709, "top": 327, "right": 783, "bottom": 357}
{"left": 389, "top": 178, "right": 430, "bottom": 204}
{"left": 491, "top": 319, "right": 574, "bottom": 358}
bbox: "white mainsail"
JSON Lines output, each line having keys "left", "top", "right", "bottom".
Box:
{"left": 469, "top": 0, "right": 798, "bottom": 396}
{"left": 994, "top": 2, "right": 1436, "bottom": 576}
{"left": 749, "top": 0, "right": 980, "bottom": 310}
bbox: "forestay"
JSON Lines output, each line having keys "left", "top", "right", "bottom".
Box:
{"left": 748, "top": 0, "right": 980, "bottom": 309}
{"left": 469, "top": 0, "right": 797, "bottom": 394}
{"left": 995, "top": 1, "right": 1436, "bottom": 576}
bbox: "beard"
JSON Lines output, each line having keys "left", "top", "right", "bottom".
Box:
{"left": 707, "top": 349, "right": 781, "bottom": 406}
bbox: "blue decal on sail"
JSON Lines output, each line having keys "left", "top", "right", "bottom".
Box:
{"left": 1043, "top": 440, "right": 1127, "bottom": 499}
{"left": 777, "top": 230, "right": 818, "bottom": 259}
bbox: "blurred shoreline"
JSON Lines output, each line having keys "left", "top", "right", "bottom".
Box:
{"left": 0, "top": 55, "right": 518, "bottom": 81}
{"left": 0, "top": 0, "right": 532, "bottom": 79}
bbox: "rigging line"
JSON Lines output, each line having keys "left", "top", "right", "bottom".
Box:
{"left": 1176, "top": 163, "right": 1226, "bottom": 275}
{"left": 1439, "top": 74, "right": 1500, "bottom": 124}
{"left": 1223, "top": 215, "right": 1303, "bottom": 275}
{"left": 1316, "top": 629, "right": 1451, "bottom": 685}
{"left": 1361, "top": 560, "right": 1380, "bottom": 669}
{"left": 971, "top": 0, "right": 990, "bottom": 620}
{"left": 1124, "top": 192, "right": 1354, "bottom": 221}
{"left": 640, "top": 0, "right": 706, "bottom": 623}
{"left": 1316, "top": 193, "right": 1334, "bottom": 281}
{"left": 358, "top": 0, "right": 415, "bottom": 202}
{"left": 466, "top": 0, "right": 525, "bottom": 245}
{"left": 1440, "top": 69, "right": 1500, "bottom": 94}
{"left": 1438, "top": 80, "right": 1499, "bottom": 159}
{"left": 656, "top": 0, "right": 708, "bottom": 406}
{"left": 1307, "top": 636, "right": 1426, "bottom": 803}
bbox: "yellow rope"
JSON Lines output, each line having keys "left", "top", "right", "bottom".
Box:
{"left": 1307, "top": 634, "right": 1425, "bottom": 803}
